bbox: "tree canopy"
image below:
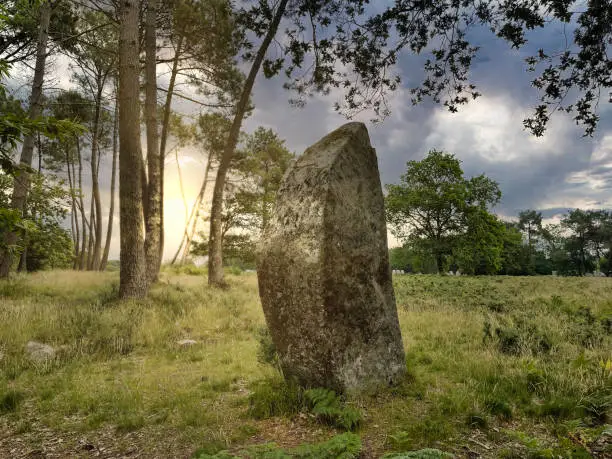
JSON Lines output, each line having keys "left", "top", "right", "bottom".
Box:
{"left": 386, "top": 150, "right": 501, "bottom": 273}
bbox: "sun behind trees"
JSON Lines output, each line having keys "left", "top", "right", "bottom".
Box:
{"left": 0, "top": 0, "right": 611, "bottom": 294}
{"left": 0, "top": 0, "right": 241, "bottom": 295}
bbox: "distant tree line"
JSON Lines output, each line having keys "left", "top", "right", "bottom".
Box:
{"left": 387, "top": 151, "right": 612, "bottom": 277}
{"left": 1, "top": 0, "right": 610, "bottom": 296}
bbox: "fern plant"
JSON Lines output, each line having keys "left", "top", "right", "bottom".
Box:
{"left": 304, "top": 388, "right": 362, "bottom": 431}
{"left": 193, "top": 432, "right": 361, "bottom": 458}
{"left": 382, "top": 449, "right": 454, "bottom": 459}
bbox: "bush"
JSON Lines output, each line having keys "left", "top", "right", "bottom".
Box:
{"left": 304, "top": 388, "right": 363, "bottom": 431}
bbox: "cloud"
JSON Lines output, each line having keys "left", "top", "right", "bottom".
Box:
{"left": 11, "top": 16, "right": 611, "bottom": 261}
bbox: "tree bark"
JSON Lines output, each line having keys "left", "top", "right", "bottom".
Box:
{"left": 158, "top": 34, "right": 183, "bottom": 270}
{"left": 90, "top": 82, "right": 105, "bottom": 270}
{"left": 76, "top": 137, "right": 88, "bottom": 270}
{"left": 66, "top": 148, "right": 80, "bottom": 268}
{"left": 87, "top": 194, "right": 96, "bottom": 270}
{"left": 118, "top": 0, "right": 148, "bottom": 298}
{"left": 100, "top": 99, "right": 119, "bottom": 271}
{"left": 0, "top": 1, "right": 51, "bottom": 278}
{"left": 144, "top": 0, "right": 162, "bottom": 283}
{"left": 207, "top": 0, "right": 289, "bottom": 286}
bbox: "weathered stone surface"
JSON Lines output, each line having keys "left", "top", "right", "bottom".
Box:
{"left": 26, "top": 341, "right": 55, "bottom": 362}
{"left": 257, "top": 122, "right": 406, "bottom": 392}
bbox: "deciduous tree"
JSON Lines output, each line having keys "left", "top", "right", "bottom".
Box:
{"left": 385, "top": 150, "right": 501, "bottom": 273}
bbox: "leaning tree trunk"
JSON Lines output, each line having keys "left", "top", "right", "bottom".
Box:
{"left": 90, "top": 83, "right": 105, "bottom": 270}
{"left": 100, "top": 100, "right": 119, "bottom": 271}
{"left": 66, "top": 148, "right": 80, "bottom": 268}
{"left": 118, "top": 0, "right": 147, "bottom": 298}
{"left": 87, "top": 194, "right": 96, "bottom": 270}
{"left": 159, "top": 34, "right": 183, "bottom": 270}
{"left": 144, "top": 0, "right": 162, "bottom": 283}
{"left": 170, "top": 148, "right": 193, "bottom": 264}
{"left": 0, "top": 1, "right": 51, "bottom": 278}
{"left": 76, "top": 137, "right": 88, "bottom": 270}
{"left": 180, "top": 153, "right": 213, "bottom": 263}
{"left": 208, "top": 0, "right": 289, "bottom": 286}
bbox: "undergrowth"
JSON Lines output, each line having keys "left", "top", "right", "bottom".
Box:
{"left": 0, "top": 272, "right": 611, "bottom": 457}
{"left": 193, "top": 432, "right": 362, "bottom": 459}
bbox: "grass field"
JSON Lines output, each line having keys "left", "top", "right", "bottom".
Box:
{"left": 0, "top": 270, "right": 611, "bottom": 458}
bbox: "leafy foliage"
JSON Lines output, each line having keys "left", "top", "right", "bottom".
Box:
{"left": 236, "top": 0, "right": 610, "bottom": 134}
{"left": 0, "top": 0, "right": 78, "bottom": 64}
{"left": 304, "top": 388, "right": 362, "bottom": 431}
{"left": 191, "top": 127, "right": 293, "bottom": 268}
{"left": 247, "top": 382, "right": 362, "bottom": 432}
{"left": 382, "top": 449, "right": 453, "bottom": 459}
{"left": 386, "top": 150, "right": 501, "bottom": 273}
{"left": 0, "top": 172, "right": 73, "bottom": 270}
{"left": 194, "top": 432, "right": 361, "bottom": 459}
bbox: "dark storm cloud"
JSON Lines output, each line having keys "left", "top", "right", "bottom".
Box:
{"left": 243, "top": 15, "right": 612, "bottom": 219}
{"left": 45, "top": 15, "right": 609, "bottom": 259}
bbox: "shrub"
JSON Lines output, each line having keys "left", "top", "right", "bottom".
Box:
{"left": 304, "top": 388, "right": 363, "bottom": 431}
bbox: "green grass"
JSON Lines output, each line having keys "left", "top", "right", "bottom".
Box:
{"left": 0, "top": 271, "right": 610, "bottom": 457}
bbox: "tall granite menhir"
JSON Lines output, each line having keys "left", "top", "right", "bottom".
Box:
{"left": 257, "top": 122, "right": 406, "bottom": 392}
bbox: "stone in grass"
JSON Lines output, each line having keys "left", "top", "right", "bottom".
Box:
{"left": 177, "top": 339, "right": 198, "bottom": 347}
{"left": 257, "top": 122, "right": 406, "bottom": 393}
{"left": 25, "top": 341, "right": 56, "bottom": 362}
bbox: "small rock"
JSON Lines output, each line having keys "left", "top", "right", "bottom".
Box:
{"left": 177, "top": 339, "right": 197, "bottom": 347}
{"left": 25, "top": 341, "right": 55, "bottom": 362}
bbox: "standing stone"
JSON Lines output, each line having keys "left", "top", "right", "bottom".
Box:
{"left": 257, "top": 122, "right": 406, "bottom": 392}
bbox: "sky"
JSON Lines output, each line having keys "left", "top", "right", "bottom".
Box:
{"left": 8, "top": 10, "right": 612, "bottom": 261}
{"left": 232, "top": 21, "right": 612, "bottom": 248}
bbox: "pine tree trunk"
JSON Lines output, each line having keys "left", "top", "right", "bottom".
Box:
{"left": 208, "top": 0, "right": 289, "bottom": 286}
{"left": 100, "top": 100, "right": 119, "bottom": 271}
{"left": 170, "top": 149, "right": 192, "bottom": 264}
{"left": 76, "top": 137, "right": 88, "bottom": 270}
{"left": 66, "top": 148, "right": 80, "bottom": 268}
{"left": 0, "top": 1, "right": 51, "bottom": 278}
{"left": 159, "top": 34, "right": 183, "bottom": 269}
{"left": 87, "top": 194, "right": 96, "bottom": 270}
{"left": 144, "top": 0, "right": 162, "bottom": 283}
{"left": 90, "top": 83, "right": 105, "bottom": 270}
{"left": 118, "top": 0, "right": 148, "bottom": 298}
